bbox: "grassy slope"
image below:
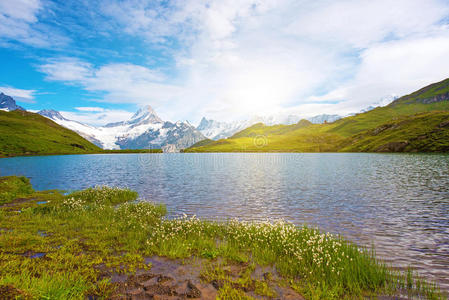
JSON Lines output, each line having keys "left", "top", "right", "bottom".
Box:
{"left": 0, "top": 110, "right": 163, "bottom": 157}
{"left": 0, "top": 110, "right": 101, "bottom": 157}
{"left": 340, "top": 112, "right": 449, "bottom": 152}
{"left": 186, "top": 78, "right": 449, "bottom": 153}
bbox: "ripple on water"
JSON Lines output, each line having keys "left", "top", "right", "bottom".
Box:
{"left": 0, "top": 153, "right": 448, "bottom": 291}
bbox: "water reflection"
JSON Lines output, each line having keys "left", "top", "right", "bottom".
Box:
{"left": 0, "top": 153, "right": 448, "bottom": 290}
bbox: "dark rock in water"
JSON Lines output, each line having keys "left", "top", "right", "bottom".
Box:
{"left": 175, "top": 280, "right": 201, "bottom": 298}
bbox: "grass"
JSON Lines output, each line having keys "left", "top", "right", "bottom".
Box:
{"left": 0, "top": 110, "right": 101, "bottom": 157}
{"left": 186, "top": 78, "right": 449, "bottom": 153}
{"left": 0, "top": 176, "right": 34, "bottom": 205}
{"left": 0, "top": 176, "right": 444, "bottom": 299}
{"left": 340, "top": 112, "right": 449, "bottom": 152}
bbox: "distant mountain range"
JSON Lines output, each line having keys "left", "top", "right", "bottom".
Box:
{"left": 0, "top": 89, "right": 398, "bottom": 151}
{"left": 38, "top": 106, "right": 205, "bottom": 152}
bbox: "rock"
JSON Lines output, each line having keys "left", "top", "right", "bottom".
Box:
{"left": 152, "top": 295, "right": 181, "bottom": 300}
{"left": 196, "top": 283, "right": 217, "bottom": 300}
{"left": 0, "top": 285, "right": 27, "bottom": 299}
{"left": 144, "top": 284, "right": 173, "bottom": 296}
{"left": 162, "top": 144, "right": 179, "bottom": 153}
{"left": 141, "top": 277, "right": 160, "bottom": 288}
{"left": 276, "top": 286, "right": 306, "bottom": 300}
{"left": 438, "top": 120, "right": 449, "bottom": 128}
{"left": 175, "top": 281, "right": 201, "bottom": 298}
{"left": 211, "top": 279, "right": 224, "bottom": 290}
{"left": 158, "top": 275, "right": 175, "bottom": 286}
{"left": 128, "top": 288, "right": 144, "bottom": 295}
{"left": 127, "top": 288, "right": 150, "bottom": 300}
{"left": 376, "top": 141, "right": 409, "bottom": 152}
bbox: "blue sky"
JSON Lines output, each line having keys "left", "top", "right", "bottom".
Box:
{"left": 1, "top": 0, "right": 449, "bottom": 126}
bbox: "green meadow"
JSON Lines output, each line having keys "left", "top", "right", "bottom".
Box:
{"left": 0, "top": 176, "right": 443, "bottom": 299}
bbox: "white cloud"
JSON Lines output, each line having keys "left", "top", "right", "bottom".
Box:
{"left": 40, "top": 58, "right": 93, "bottom": 81}
{"left": 61, "top": 109, "right": 134, "bottom": 126}
{"left": 304, "top": 33, "right": 449, "bottom": 115}
{"left": 0, "top": 0, "right": 68, "bottom": 48}
{"left": 39, "top": 58, "right": 182, "bottom": 110}
{"left": 37, "top": 0, "right": 449, "bottom": 122}
{"left": 286, "top": 0, "right": 449, "bottom": 48}
{"left": 0, "top": 86, "right": 36, "bottom": 103}
{"left": 0, "top": 0, "right": 41, "bottom": 22}
{"left": 75, "top": 107, "right": 105, "bottom": 112}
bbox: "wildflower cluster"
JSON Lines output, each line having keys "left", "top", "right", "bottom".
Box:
{"left": 60, "top": 196, "right": 87, "bottom": 211}
{"left": 67, "top": 185, "right": 138, "bottom": 206}
{"left": 115, "top": 202, "right": 166, "bottom": 230}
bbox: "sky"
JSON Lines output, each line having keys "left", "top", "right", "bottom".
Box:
{"left": 1, "top": 0, "right": 449, "bottom": 126}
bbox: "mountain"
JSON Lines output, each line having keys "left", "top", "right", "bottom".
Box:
{"left": 38, "top": 109, "right": 105, "bottom": 148}
{"left": 197, "top": 113, "right": 343, "bottom": 140}
{"left": 0, "top": 110, "right": 101, "bottom": 157}
{"left": 0, "top": 93, "right": 25, "bottom": 111}
{"left": 186, "top": 78, "right": 449, "bottom": 153}
{"left": 197, "top": 117, "right": 253, "bottom": 140}
{"left": 307, "top": 114, "right": 341, "bottom": 124}
{"left": 39, "top": 106, "right": 206, "bottom": 152}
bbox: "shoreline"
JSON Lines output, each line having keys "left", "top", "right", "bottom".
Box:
{"left": 0, "top": 149, "right": 162, "bottom": 159}
{"left": 0, "top": 176, "right": 444, "bottom": 299}
{"left": 2, "top": 151, "right": 449, "bottom": 160}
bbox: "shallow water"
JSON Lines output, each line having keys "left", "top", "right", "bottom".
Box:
{"left": 1, "top": 153, "right": 448, "bottom": 290}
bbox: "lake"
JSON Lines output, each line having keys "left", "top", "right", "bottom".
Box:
{"left": 1, "top": 153, "right": 448, "bottom": 290}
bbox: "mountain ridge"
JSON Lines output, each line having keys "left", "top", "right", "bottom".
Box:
{"left": 38, "top": 106, "right": 206, "bottom": 152}
{"left": 0, "top": 93, "right": 25, "bottom": 111}
{"left": 186, "top": 78, "right": 449, "bottom": 153}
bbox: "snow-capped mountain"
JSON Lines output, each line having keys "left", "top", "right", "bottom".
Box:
{"left": 0, "top": 93, "right": 25, "bottom": 111}
{"left": 38, "top": 105, "right": 206, "bottom": 152}
{"left": 197, "top": 118, "right": 253, "bottom": 140}
{"left": 197, "top": 113, "right": 343, "bottom": 140}
{"left": 353, "top": 94, "right": 400, "bottom": 115}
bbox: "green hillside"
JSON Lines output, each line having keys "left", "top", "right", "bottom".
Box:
{"left": 0, "top": 110, "right": 102, "bottom": 157}
{"left": 186, "top": 78, "right": 449, "bottom": 153}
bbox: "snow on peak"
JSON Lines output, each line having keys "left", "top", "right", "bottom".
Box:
{"left": 131, "top": 105, "right": 157, "bottom": 120}
{"left": 106, "top": 105, "right": 163, "bottom": 128}
{"left": 38, "top": 109, "right": 67, "bottom": 120}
